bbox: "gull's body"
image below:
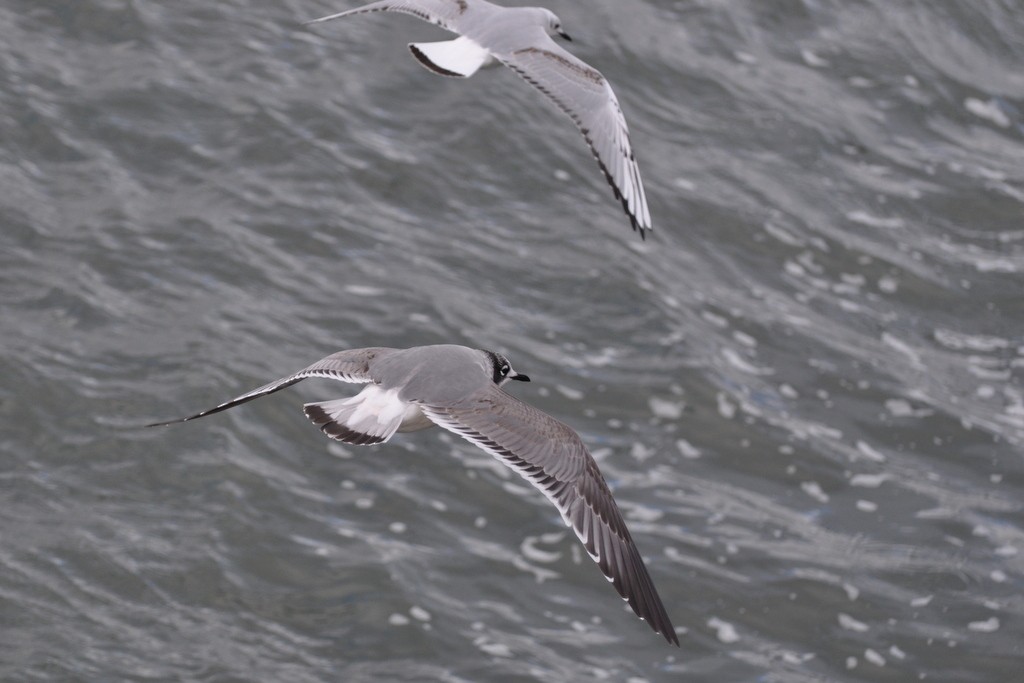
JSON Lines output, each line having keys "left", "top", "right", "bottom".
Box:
{"left": 150, "top": 344, "right": 677, "bottom": 645}
{"left": 306, "top": 0, "right": 652, "bottom": 237}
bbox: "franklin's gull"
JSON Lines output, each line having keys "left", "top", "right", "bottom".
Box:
{"left": 149, "top": 344, "right": 678, "bottom": 644}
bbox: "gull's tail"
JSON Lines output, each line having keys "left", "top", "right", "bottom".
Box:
{"left": 303, "top": 385, "right": 409, "bottom": 445}
{"left": 408, "top": 37, "right": 492, "bottom": 78}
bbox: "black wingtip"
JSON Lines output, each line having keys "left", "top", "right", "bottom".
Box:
{"left": 637, "top": 596, "right": 679, "bottom": 646}
{"left": 144, "top": 416, "right": 190, "bottom": 428}
{"left": 302, "top": 12, "right": 345, "bottom": 27}
{"left": 586, "top": 143, "right": 650, "bottom": 240}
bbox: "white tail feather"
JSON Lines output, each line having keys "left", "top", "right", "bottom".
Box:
{"left": 303, "top": 387, "right": 408, "bottom": 445}
{"left": 408, "top": 36, "right": 492, "bottom": 78}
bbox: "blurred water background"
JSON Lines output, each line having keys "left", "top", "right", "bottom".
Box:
{"left": 2, "top": 0, "right": 1022, "bottom": 680}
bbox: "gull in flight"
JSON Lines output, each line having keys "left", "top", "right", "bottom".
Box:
{"left": 150, "top": 344, "right": 678, "bottom": 644}
{"left": 306, "top": 0, "right": 653, "bottom": 238}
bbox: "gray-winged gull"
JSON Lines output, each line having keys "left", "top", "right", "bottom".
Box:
{"left": 306, "top": 0, "right": 653, "bottom": 237}
{"left": 150, "top": 344, "right": 678, "bottom": 644}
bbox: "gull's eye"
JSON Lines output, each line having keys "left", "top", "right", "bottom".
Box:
{"left": 501, "top": 364, "right": 510, "bottom": 376}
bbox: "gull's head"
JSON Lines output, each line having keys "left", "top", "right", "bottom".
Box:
{"left": 540, "top": 9, "right": 571, "bottom": 41}
{"left": 485, "top": 351, "right": 530, "bottom": 386}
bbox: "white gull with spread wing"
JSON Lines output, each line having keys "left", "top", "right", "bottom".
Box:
{"left": 306, "top": 0, "right": 652, "bottom": 237}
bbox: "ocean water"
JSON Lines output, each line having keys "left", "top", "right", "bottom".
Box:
{"left": 1, "top": 1, "right": 1022, "bottom": 680}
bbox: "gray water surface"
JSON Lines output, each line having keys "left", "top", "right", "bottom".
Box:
{"left": 2, "top": 1, "right": 1022, "bottom": 681}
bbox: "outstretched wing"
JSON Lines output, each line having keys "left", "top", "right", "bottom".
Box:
{"left": 422, "top": 383, "right": 677, "bottom": 645}
{"left": 497, "top": 37, "right": 651, "bottom": 237}
{"left": 147, "top": 347, "right": 397, "bottom": 427}
{"left": 305, "top": 0, "right": 473, "bottom": 33}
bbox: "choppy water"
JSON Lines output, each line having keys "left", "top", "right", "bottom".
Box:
{"left": 2, "top": 1, "right": 1023, "bottom": 680}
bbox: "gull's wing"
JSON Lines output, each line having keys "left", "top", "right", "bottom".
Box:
{"left": 305, "top": 0, "right": 474, "bottom": 32}
{"left": 147, "top": 347, "right": 397, "bottom": 427}
{"left": 497, "top": 37, "right": 652, "bottom": 237}
{"left": 422, "top": 383, "right": 678, "bottom": 645}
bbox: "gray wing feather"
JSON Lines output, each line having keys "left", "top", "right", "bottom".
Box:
{"left": 147, "top": 347, "right": 397, "bottom": 426}
{"left": 422, "top": 383, "right": 677, "bottom": 645}
{"left": 305, "top": 0, "right": 472, "bottom": 32}
{"left": 498, "top": 40, "right": 651, "bottom": 236}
